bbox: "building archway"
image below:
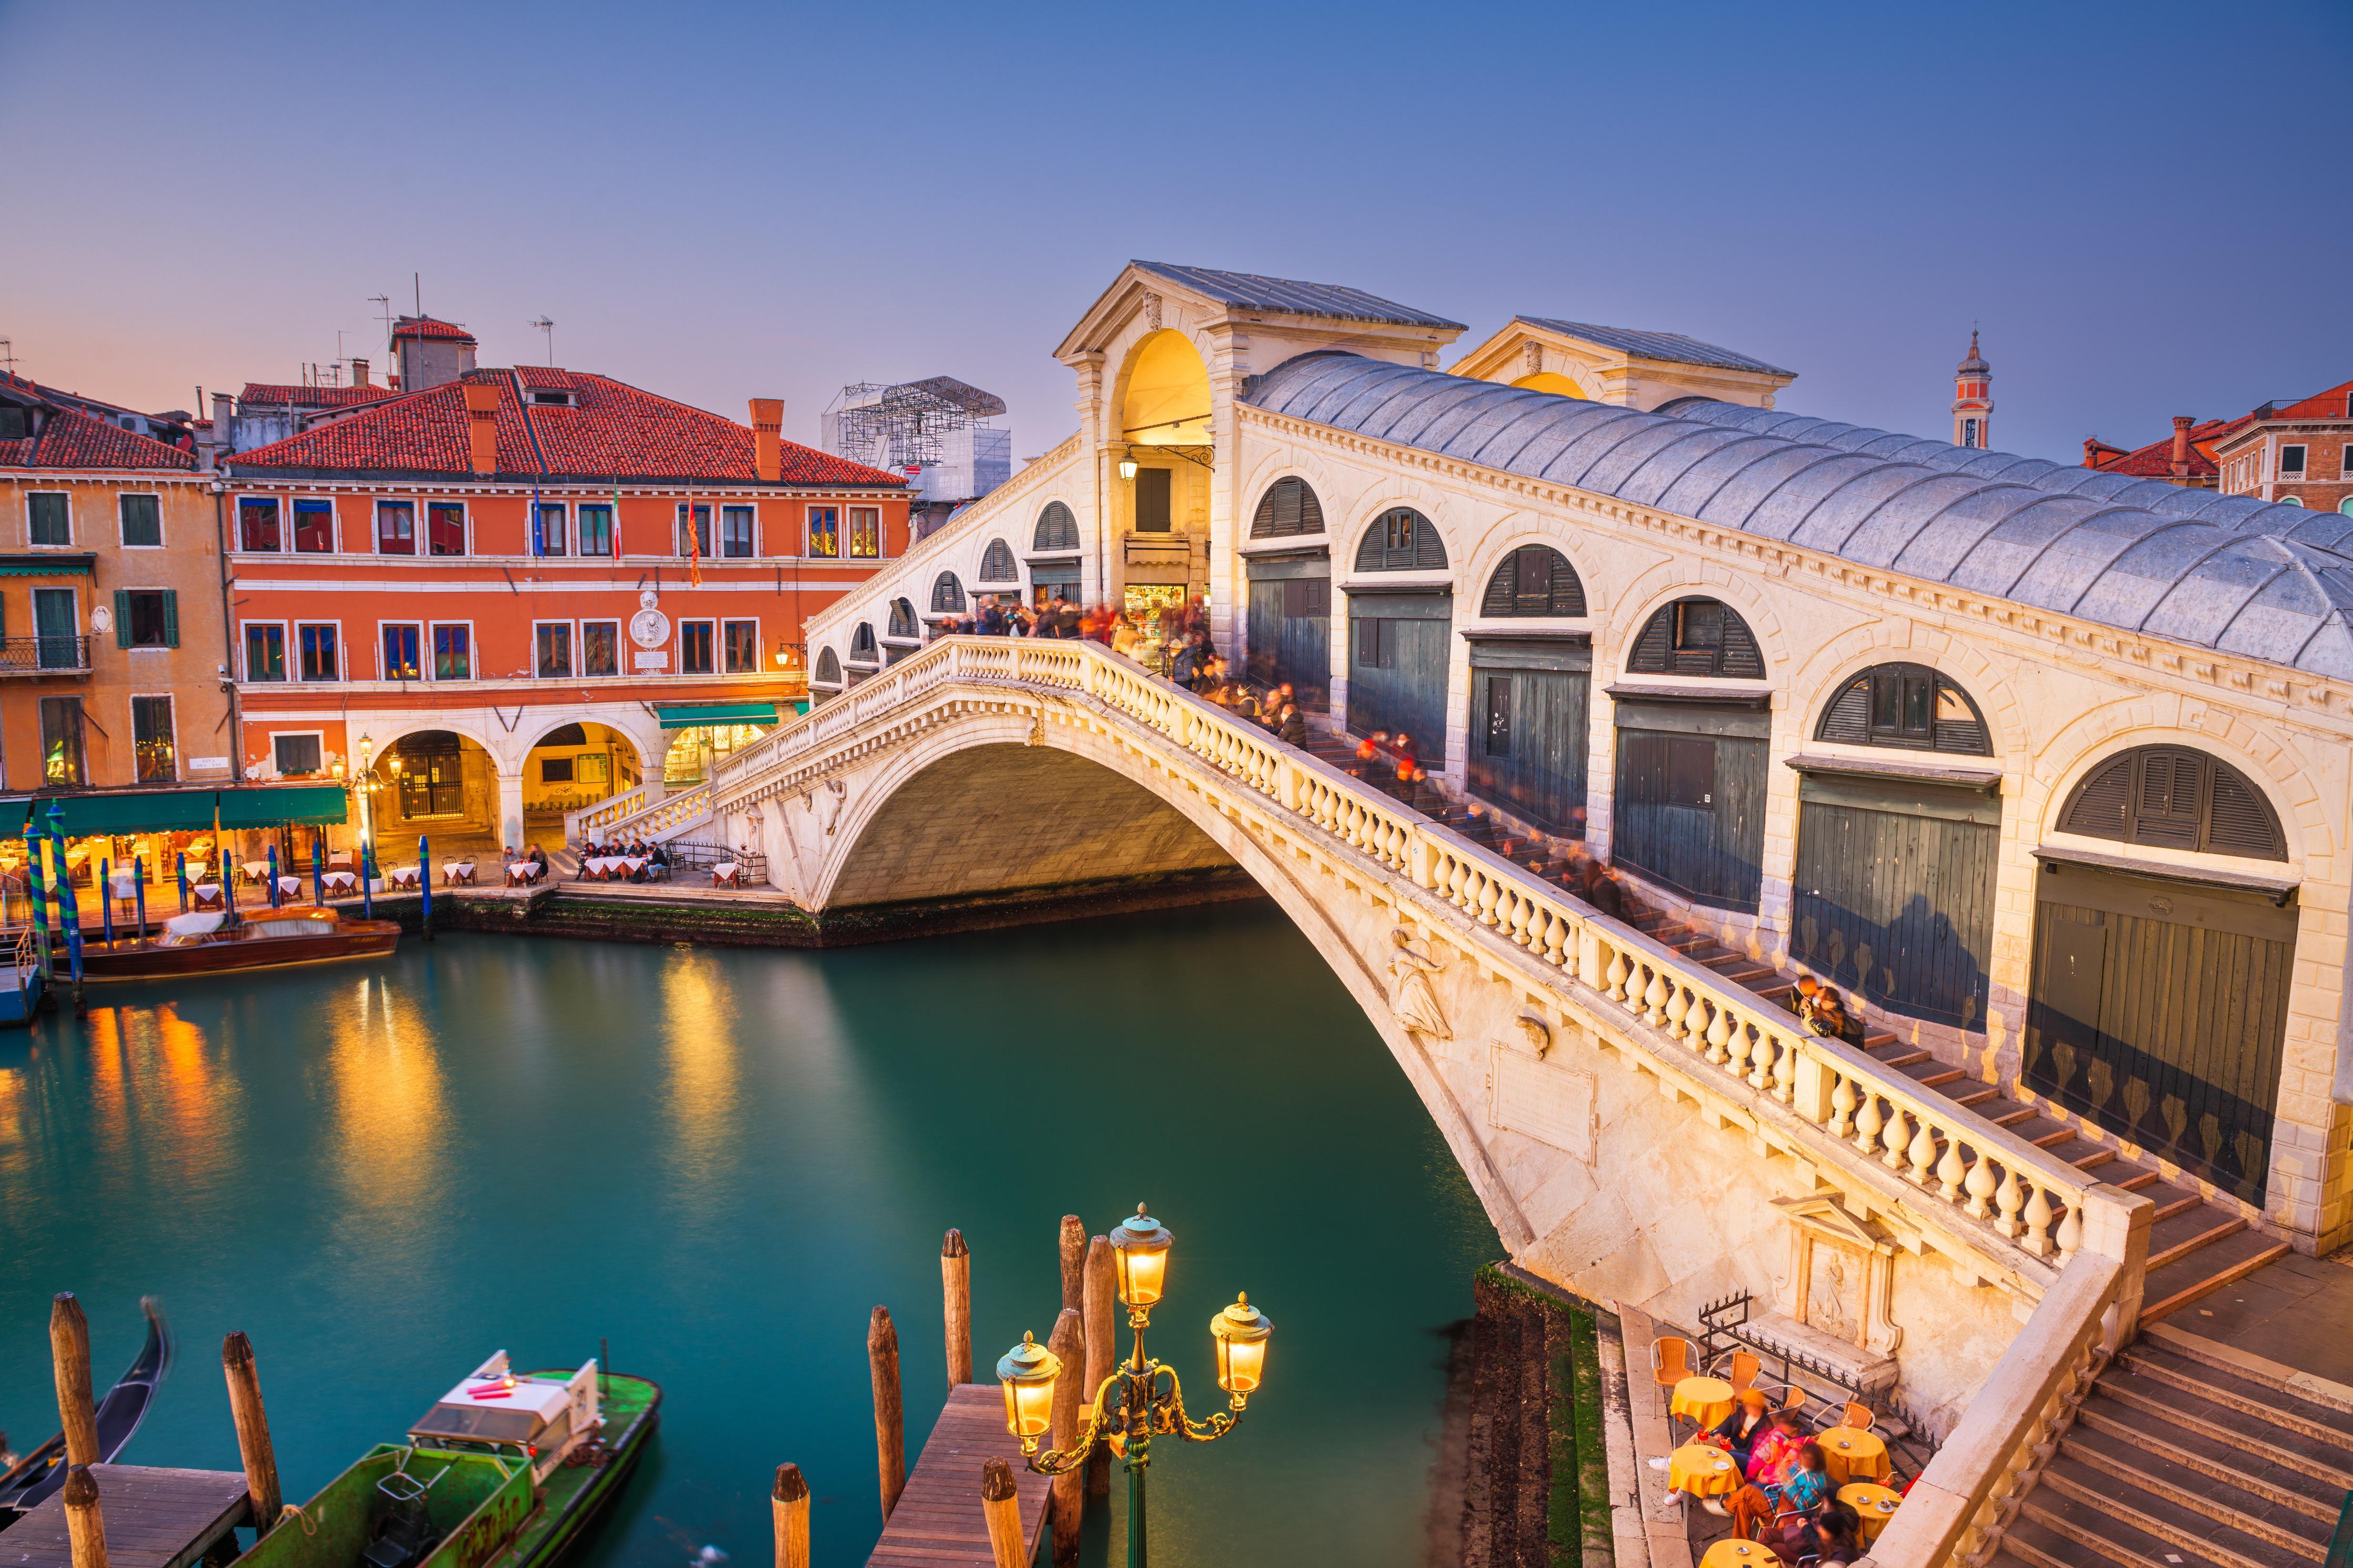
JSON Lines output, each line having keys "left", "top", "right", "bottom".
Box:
{"left": 1510, "top": 371, "right": 1588, "bottom": 399}
{"left": 1120, "top": 329, "right": 1211, "bottom": 446}
{"left": 522, "top": 721, "right": 642, "bottom": 840}
{"left": 364, "top": 727, "right": 500, "bottom": 856}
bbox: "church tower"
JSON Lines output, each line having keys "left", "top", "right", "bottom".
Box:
{"left": 1952, "top": 330, "right": 1992, "bottom": 449}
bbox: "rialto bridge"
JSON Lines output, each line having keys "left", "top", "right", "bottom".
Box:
{"left": 574, "top": 262, "right": 2353, "bottom": 1566}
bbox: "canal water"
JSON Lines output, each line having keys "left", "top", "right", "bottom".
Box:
{"left": 0, "top": 905, "right": 1497, "bottom": 1567}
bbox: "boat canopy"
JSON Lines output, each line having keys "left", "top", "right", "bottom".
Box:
{"left": 0, "top": 784, "right": 348, "bottom": 836}
{"left": 656, "top": 702, "right": 779, "bottom": 730}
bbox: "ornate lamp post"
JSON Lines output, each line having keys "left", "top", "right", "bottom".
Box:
{"left": 995, "top": 1205, "right": 1272, "bottom": 1568}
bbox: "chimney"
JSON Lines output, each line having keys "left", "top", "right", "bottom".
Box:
{"left": 461, "top": 380, "right": 500, "bottom": 476}
{"left": 750, "top": 398, "right": 783, "bottom": 482}
{"left": 350, "top": 357, "right": 370, "bottom": 389}
{"left": 208, "top": 391, "right": 235, "bottom": 463}
{"left": 2170, "top": 414, "right": 2193, "bottom": 477}
{"left": 2082, "top": 436, "right": 2100, "bottom": 469}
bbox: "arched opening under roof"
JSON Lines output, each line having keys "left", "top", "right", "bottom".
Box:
{"left": 524, "top": 720, "right": 642, "bottom": 835}
{"left": 1120, "top": 329, "right": 1211, "bottom": 446}
{"left": 1510, "top": 371, "right": 1588, "bottom": 400}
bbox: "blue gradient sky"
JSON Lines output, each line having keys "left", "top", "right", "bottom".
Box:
{"left": 2, "top": 1, "right": 2346, "bottom": 463}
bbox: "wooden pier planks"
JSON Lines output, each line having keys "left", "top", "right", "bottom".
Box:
{"left": 867, "top": 1385, "right": 1050, "bottom": 1568}
{"left": 2, "top": 1464, "right": 250, "bottom": 1568}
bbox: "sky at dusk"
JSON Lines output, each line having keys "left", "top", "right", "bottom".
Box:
{"left": 2, "top": 0, "right": 2346, "bottom": 465}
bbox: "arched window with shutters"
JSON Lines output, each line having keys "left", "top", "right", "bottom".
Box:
{"left": 813, "top": 648, "right": 841, "bottom": 685}
{"left": 2056, "top": 746, "right": 2286, "bottom": 859}
{"left": 887, "top": 599, "right": 918, "bottom": 639}
{"left": 1250, "top": 477, "right": 1325, "bottom": 540}
{"left": 848, "top": 622, "right": 878, "bottom": 663}
{"left": 1353, "top": 507, "right": 1446, "bottom": 572}
{"left": 1625, "top": 597, "right": 1764, "bottom": 679}
{"left": 1814, "top": 663, "right": 1990, "bottom": 755}
{"left": 1480, "top": 545, "right": 1586, "bottom": 617}
{"left": 978, "top": 538, "right": 1017, "bottom": 582}
{"left": 1033, "top": 501, "right": 1078, "bottom": 552}
{"left": 931, "top": 572, "right": 966, "bottom": 614}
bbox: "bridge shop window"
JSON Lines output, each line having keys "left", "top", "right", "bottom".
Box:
{"left": 888, "top": 599, "right": 919, "bottom": 640}
{"left": 1625, "top": 596, "right": 1764, "bottom": 679}
{"left": 931, "top": 572, "right": 966, "bottom": 614}
{"left": 1814, "top": 663, "right": 1990, "bottom": 755}
{"left": 1250, "top": 477, "right": 1324, "bottom": 540}
{"left": 1354, "top": 507, "right": 1447, "bottom": 572}
{"left": 1480, "top": 546, "right": 1586, "bottom": 618}
{"left": 814, "top": 648, "right": 841, "bottom": 686}
{"left": 1034, "top": 501, "right": 1078, "bottom": 552}
{"left": 2056, "top": 745, "right": 2286, "bottom": 860}
{"left": 978, "top": 538, "right": 1018, "bottom": 583}
{"left": 849, "top": 622, "right": 879, "bottom": 664}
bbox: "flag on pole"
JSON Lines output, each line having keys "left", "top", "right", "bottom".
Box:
{"left": 531, "top": 485, "right": 544, "bottom": 557}
{"left": 687, "top": 490, "right": 702, "bottom": 588}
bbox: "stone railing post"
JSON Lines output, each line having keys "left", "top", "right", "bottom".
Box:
{"left": 2074, "top": 1182, "right": 2153, "bottom": 1354}
{"left": 1408, "top": 827, "right": 1439, "bottom": 889}
{"left": 1791, "top": 1048, "right": 1836, "bottom": 1125}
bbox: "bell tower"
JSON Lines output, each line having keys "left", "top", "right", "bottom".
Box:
{"left": 1952, "top": 329, "right": 1992, "bottom": 449}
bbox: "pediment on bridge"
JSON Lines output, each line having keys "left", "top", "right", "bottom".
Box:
{"left": 1449, "top": 316, "right": 1796, "bottom": 412}
{"left": 1054, "top": 261, "right": 1464, "bottom": 371}
{"left": 1771, "top": 1190, "right": 1896, "bottom": 1258}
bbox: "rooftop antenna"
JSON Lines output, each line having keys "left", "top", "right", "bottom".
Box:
{"left": 370, "top": 295, "right": 392, "bottom": 341}
{"left": 0, "top": 338, "right": 16, "bottom": 378}
{"left": 529, "top": 317, "right": 555, "bottom": 366}
{"left": 414, "top": 273, "right": 421, "bottom": 317}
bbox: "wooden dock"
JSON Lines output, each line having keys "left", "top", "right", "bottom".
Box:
{"left": 1, "top": 1465, "right": 250, "bottom": 1568}
{"left": 867, "top": 1385, "right": 1050, "bottom": 1568}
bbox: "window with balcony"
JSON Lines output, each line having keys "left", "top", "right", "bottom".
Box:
{"left": 119, "top": 494, "right": 162, "bottom": 547}
{"left": 41, "top": 697, "right": 86, "bottom": 785}
{"left": 298, "top": 624, "right": 338, "bottom": 681}
{"left": 429, "top": 502, "right": 466, "bottom": 556}
{"left": 238, "top": 498, "right": 282, "bottom": 552}
{"left": 382, "top": 623, "right": 421, "bottom": 680}
{"left": 377, "top": 501, "right": 416, "bottom": 555}
{"left": 32, "top": 588, "right": 79, "bottom": 670}
{"left": 536, "top": 623, "right": 573, "bottom": 678}
{"left": 578, "top": 504, "right": 613, "bottom": 557}
{"left": 294, "top": 499, "right": 334, "bottom": 553}
{"left": 28, "top": 492, "right": 69, "bottom": 545}
{"left": 808, "top": 508, "right": 839, "bottom": 558}
{"left": 848, "top": 506, "right": 880, "bottom": 558}
{"left": 582, "top": 621, "right": 619, "bottom": 676}
{"left": 723, "top": 619, "right": 759, "bottom": 673}
{"left": 433, "top": 624, "right": 470, "bottom": 681}
{"left": 132, "top": 695, "right": 175, "bottom": 782}
{"left": 722, "top": 505, "right": 754, "bottom": 558}
{"left": 680, "top": 620, "right": 715, "bottom": 675}
{"left": 245, "top": 623, "right": 286, "bottom": 681}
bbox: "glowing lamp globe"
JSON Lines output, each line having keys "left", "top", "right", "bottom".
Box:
{"left": 1119, "top": 457, "right": 1139, "bottom": 481}
{"left": 1111, "top": 1204, "right": 1174, "bottom": 1309}
{"left": 1210, "top": 1293, "right": 1273, "bottom": 1398}
{"left": 996, "top": 1332, "right": 1063, "bottom": 1442}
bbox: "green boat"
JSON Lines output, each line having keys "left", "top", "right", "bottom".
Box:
{"left": 244, "top": 1352, "right": 659, "bottom": 1568}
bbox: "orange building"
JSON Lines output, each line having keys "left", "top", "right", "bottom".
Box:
{"left": 221, "top": 340, "right": 907, "bottom": 855}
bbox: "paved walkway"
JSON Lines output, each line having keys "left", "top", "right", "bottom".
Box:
{"left": 2159, "top": 1249, "right": 2353, "bottom": 1385}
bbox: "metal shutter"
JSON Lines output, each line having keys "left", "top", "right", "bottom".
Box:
{"left": 1033, "top": 502, "right": 1077, "bottom": 552}
{"left": 931, "top": 573, "right": 965, "bottom": 613}
{"left": 1250, "top": 478, "right": 1324, "bottom": 540}
{"left": 2059, "top": 755, "right": 2134, "bottom": 840}
{"left": 979, "top": 539, "right": 1017, "bottom": 582}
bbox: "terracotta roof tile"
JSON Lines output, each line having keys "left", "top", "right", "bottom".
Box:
{"left": 390, "top": 315, "right": 478, "bottom": 345}
{"left": 238, "top": 382, "right": 401, "bottom": 410}
{"left": 227, "top": 367, "right": 906, "bottom": 487}
{"left": 0, "top": 404, "right": 195, "bottom": 471}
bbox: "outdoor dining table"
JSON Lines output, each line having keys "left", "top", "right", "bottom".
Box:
{"left": 1671, "top": 1375, "right": 1737, "bottom": 1433}
{"left": 507, "top": 862, "right": 544, "bottom": 885}
{"left": 321, "top": 871, "right": 357, "bottom": 894}
{"left": 711, "top": 861, "right": 741, "bottom": 887}
{"left": 190, "top": 883, "right": 224, "bottom": 910}
{"left": 1697, "top": 1541, "right": 1775, "bottom": 1568}
{"left": 586, "top": 856, "right": 645, "bottom": 879}
{"left": 1838, "top": 1481, "right": 1902, "bottom": 1543}
{"left": 441, "top": 862, "right": 476, "bottom": 885}
{"left": 277, "top": 876, "right": 304, "bottom": 898}
{"left": 1666, "top": 1442, "right": 1742, "bottom": 1501}
{"left": 1817, "top": 1427, "right": 1892, "bottom": 1485}
{"left": 386, "top": 865, "right": 422, "bottom": 889}
{"left": 240, "top": 860, "right": 270, "bottom": 885}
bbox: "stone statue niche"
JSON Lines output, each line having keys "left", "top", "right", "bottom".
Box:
{"left": 1754, "top": 1191, "right": 1903, "bottom": 1398}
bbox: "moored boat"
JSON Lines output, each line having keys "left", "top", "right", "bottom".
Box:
{"left": 240, "top": 1351, "right": 658, "bottom": 1568}
{"left": 79, "top": 904, "right": 399, "bottom": 982}
{"left": 0, "top": 1298, "right": 172, "bottom": 1521}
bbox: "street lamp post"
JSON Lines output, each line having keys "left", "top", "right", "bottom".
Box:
{"left": 996, "top": 1205, "right": 1272, "bottom": 1568}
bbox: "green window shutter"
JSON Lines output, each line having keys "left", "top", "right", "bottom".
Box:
{"left": 162, "top": 590, "right": 179, "bottom": 648}
{"left": 114, "top": 590, "right": 132, "bottom": 649}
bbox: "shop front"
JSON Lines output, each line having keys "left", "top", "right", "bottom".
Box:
{"left": 656, "top": 703, "right": 782, "bottom": 786}
{"left": 0, "top": 784, "right": 349, "bottom": 922}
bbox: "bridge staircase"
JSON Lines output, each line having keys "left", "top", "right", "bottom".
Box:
{"left": 1992, "top": 1328, "right": 2352, "bottom": 1568}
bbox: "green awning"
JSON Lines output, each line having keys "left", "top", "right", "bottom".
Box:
{"left": 657, "top": 703, "right": 780, "bottom": 730}
{"left": 0, "top": 784, "right": 348, "bottom": 837}
{"left": 0, "top": 553, "right": 97, "bottom": 577}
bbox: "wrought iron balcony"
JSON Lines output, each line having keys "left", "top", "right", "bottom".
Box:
{"left": 0, "top": 636, "right": 92, "bottom": 675}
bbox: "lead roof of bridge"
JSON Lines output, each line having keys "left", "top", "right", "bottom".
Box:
{"left": 1245, "top": 351, "right": 2353, "bottom": 679}
{"left": 1130, "top": 262, "right": 1469, "bottom": 331}
{"left": 1514, "top": 317, "right": 1796, "bottom": 377}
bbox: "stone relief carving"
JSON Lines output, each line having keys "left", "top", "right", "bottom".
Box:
{"left": 1387, "top": 928, "right": 1450, "bottom": 1043}
{"left": 1514, "top": 1011, "right": 1552, "bottom": 1059}
{"left": 1523, "top": 339, "right": 1543, "bottom": 376}
{"left": 820, "top": 777, "right": 849, "bottom": 837}
{"left": 1771, "top": 1192, "right": 1904, "bottom": 1359}
{"left": 1142, "top": 291, "right": 1163, "bottom": 331}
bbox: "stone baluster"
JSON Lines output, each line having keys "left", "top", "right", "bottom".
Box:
{"left": 1476, "top": 874, "right": 1500, "bottom": 927}
{"left": 1881, "top": 1103, "right": 1913, "bottom": 1171}
{"left": 1828, "top": 1069, "right": 1857, "bottom": 1138}
{"left": 1605, "top": 947, "right": 1631, "bottom": 1006}
{"left": 1742, "top": 1025, "right": 1769, "bottom": 1090}
{"left": 1993, "top": 1165, "right": 2024, "bottom": 1238}
{"left": 1772, "top": 1036, "right": 1797, "bottom": 1102}
{"left": 1717, "top": 1007, "right": 1746, "bottom": 1074}
{"left": 2023, "top": 1182, "right": 2055, "bottom": 1257}
{"left": 1963, "top": 1145, "right": 1998, "bottom": 1219}
{"left": 1664, "top": 983, "right": 1692, "bottom": 1046}
{"left": 1907, "top": 1115, "right": 1939, "bottom": 1187}
{"left": 1852, "top": 1090, "right": 1884, "bottom": 1156}
{"left": 1642, "top": 967, "right": 1670, "bottom": 1027}
{"left": 1936, "top": 1131, "right": 1969, "bottom": 1201}
{"left": 2054, "top": 1202, "right": 2083, "bottom": 1261}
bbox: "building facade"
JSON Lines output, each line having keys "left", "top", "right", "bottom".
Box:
{"left": 2214, "top": 381, "right": 2353, "bottom": 513}
{"left": 0, "top": 371, "right": 230, "bottom": 794}
{"left": 222, "top": 361, "right": 907, "bottom": 853}
{"left": 1952, "top": 330, "right": 1992, "bottom": 449}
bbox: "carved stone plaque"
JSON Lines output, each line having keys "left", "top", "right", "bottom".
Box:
{"left": 1490, "top": 1046, "right": 1596, "bottom": 1162}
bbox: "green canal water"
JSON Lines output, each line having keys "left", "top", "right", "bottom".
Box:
{"left": 0, "top": 905, "right": 1497, "bottom": 1567}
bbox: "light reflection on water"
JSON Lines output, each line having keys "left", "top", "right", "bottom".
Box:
{"left": 0, "top": 912, "right": 1497, "bottom": 1567}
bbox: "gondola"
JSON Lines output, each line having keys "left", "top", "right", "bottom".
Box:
{"left": 0, "top": 1298, "right": 172, "bottom": 1523}
{"left": 79, "top": 905, "right": 399, "bottom": 982}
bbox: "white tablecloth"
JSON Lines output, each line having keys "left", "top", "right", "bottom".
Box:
{"left": 190, "top": 883, "right": 224, "bottom": 903}
{"left": 713, "top": 862, "right": 740, "bottom": 884}
{"left": 321, "top": 872, "right": 357, "bottom": 893}
{"left": 441, "top": 861, "right": 475, "bottom": 878}
{"left": 387, "top": 866, "right": 421, "bottom": 888}
{"left": 277, "top": 876, "right": 304, "bottom": 896}
{"left": 242, "top": 861, "right": 269, "bottom": 879}
{"left": 508, "top": 862, "right": 544, "bottom": 881}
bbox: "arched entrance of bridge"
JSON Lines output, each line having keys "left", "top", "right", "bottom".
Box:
{"left": 1510, "top": 370, "right": 1588, "bottom": 399}
{"left": 1114, "top": 329, "right": 1214, "bottom": 667}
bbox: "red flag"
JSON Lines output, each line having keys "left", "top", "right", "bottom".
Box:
{"left": 687, "top": 493, "right": 702, "bottom": 587}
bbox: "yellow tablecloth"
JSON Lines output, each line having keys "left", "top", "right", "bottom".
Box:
{"left": 1671, "top": 1375, "right": 1737, "bottom": 1432}
{"left": 1818, "top": 1427, "right": 1891, "bottom": 1484}
{"left": 1667, "top": 1443, "right": 1743, "bottom": 1498}
{"left": 1698, "top": 1540, "right": 1777, "bottom": 1568}
{"left": 1839, "top": 1482, "right": 1902, "bottom": 1543}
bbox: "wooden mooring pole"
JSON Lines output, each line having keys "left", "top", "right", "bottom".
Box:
{"left": 868, "top": 1306, "right": 905, "bottom": 1522}
{"left": 51, "top": 1293, "right": 99, "bottom": 1468}
{"left": 63, "top": 1465, "right": 108, "bottom": 1568}
{"left": 1058, "top": 1216, "right": 1086, "bottom": 1316}
{"left": 222, "top": 1332, "right": 282, "bottom": 1527}
{"left": 942, "top": 1229, "right": 972, "bottom": 1389}
{"left": 980, "top": 1459, "right": 1025, "bottom": 1568}
{"left": 770, "top": 1463, "right": 810, "bottom": 1568}
{"left": 1081, "top": 1236, "right": 1115, "bottom": 1499}
{"left": 1046, "top": 1308, "right": 1085, "bottom": 1565}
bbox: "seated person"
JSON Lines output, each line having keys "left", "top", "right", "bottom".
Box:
{"left": 1731, "top": 1439, "right": 1833, "bottom": 1545}
{"left": 1714, "top": 1389, "right": 1773, "bottom": 1470}
{"left": 1775, "top": 1499, "right": 1862, "bottom": 1566}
